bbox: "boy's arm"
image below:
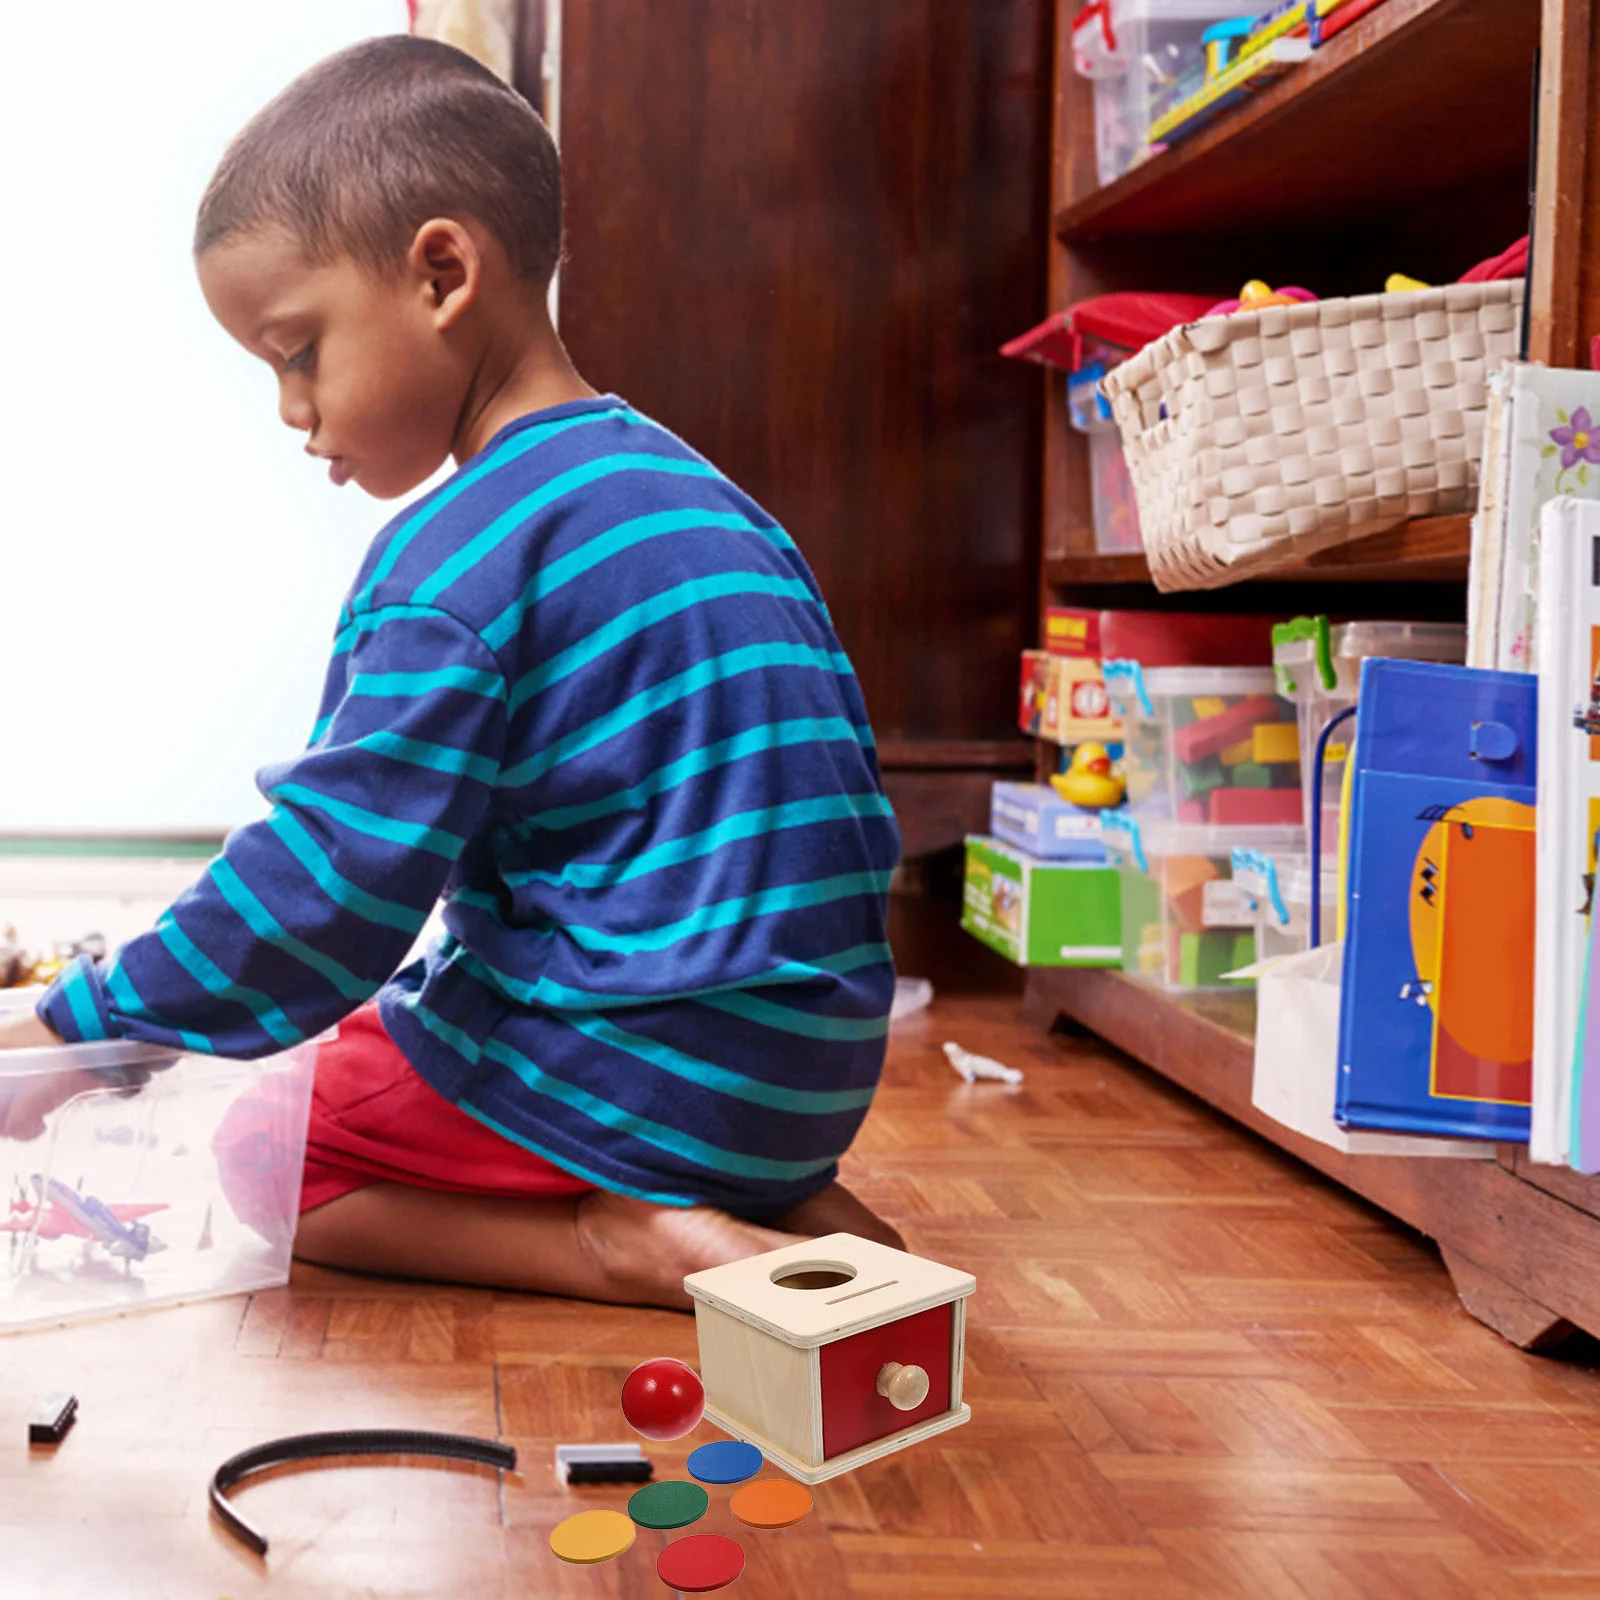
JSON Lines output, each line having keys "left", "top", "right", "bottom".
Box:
{"left": 0, "top": 1011, "right": 58, "bottom": 1049}
{"left": 32, "top": 606, "right": 507, "bottom": 1058}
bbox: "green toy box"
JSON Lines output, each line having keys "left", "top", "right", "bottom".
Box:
{"left": 961, "top": 835, "right": 1121, "bottom": 967}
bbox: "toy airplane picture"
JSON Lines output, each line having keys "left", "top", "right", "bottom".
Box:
{"left": 4, "top": 1176, "right": 169, "bottom": 1261}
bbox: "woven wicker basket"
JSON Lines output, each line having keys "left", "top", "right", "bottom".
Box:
{"left": 1101, "top": 280, "right": 1524, "bottom": 591}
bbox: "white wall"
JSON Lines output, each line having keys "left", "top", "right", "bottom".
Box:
{"left": 0, "top": 1, "right": 419, "bottom": 835}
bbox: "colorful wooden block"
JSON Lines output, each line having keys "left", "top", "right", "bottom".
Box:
{"left": 1208, "top": 787, "right": 1305, "bottom": 825}
{"left": 1231, "top": 762, "right": 1272, "bottom": 788}
{"left": 1252, "top": 721, "right": 1301, "bottom": 764}
{"left": 1179, "top": 755, "right": 1226, "bottom": 799}
{"left": 1219, "top": 736, "right": 1255, "bottom": 767}
{"left": 1163, "top": 855, "right": 1219, "bottom": 934}
{"left": 684, "top": 1234, "right": 976, "bottom": 1485}
{"left": 1179, "top": 930, "right": 1254, "bottom": 988}
{"left": 1171, "top": 696, "right": 1281, "bottom": 762}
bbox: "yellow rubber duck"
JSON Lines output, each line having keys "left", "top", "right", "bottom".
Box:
{"left": 1051, "top": 742, "right": 1127, "bottom": 811}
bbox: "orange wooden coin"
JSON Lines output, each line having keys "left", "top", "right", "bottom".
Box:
{"left": 730, "top": 1478, "right": 813, "bottom": 1529}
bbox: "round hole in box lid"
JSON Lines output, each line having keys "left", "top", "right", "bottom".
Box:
{"left": 770, "top": 1260, "right": 857, "bottom": 1291}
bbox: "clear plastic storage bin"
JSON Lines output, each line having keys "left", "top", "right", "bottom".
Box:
{"left": 1103, "top": 661, "right": 1301, "bottom": 828}
{"left": 1230, "top": 847, "right": 1337, "bottom": 963}
{"left": 1272, "top": 617, "right": 1467, "bottom": 856}
{"left": 1069, "top": 360, "right": 1144, "bottom": 554}
{"left": 1074, "top": 0, "right": 1268, "bottom": 185}
{"left": 0, "top": 990, "right": 316, "bottom": 1333}
{"left": 1103, "top": 815, "right": 1302, "bottom": 991}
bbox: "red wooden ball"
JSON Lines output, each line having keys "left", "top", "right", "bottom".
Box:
{"left": 621, "top": 1357, "right": 706, "bottom": 1441}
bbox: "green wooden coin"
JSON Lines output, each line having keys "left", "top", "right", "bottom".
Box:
{"left": 628, "top": 1478, "right": 710, "bottom": 1530}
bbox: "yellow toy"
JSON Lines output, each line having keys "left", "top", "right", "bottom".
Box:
{"left": 1385, "top": 273, "right": 1431, "bottom": 293}
{"left": 1050, "top": 742, "right": 1127, "bottom": 810}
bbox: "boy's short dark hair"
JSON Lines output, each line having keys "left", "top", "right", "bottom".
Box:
{"left": 195, "top": 35, "right": 562, "bottom": 288}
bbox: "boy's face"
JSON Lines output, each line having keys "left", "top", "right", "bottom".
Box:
{"left": 198, "top": 227, "right": 466, "bottom": 500}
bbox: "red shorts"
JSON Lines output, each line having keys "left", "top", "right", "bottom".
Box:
{"left": 298, "top": 1004, "right": 595, "bottom": 1213}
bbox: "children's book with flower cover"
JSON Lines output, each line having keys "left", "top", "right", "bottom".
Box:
{"left": 1532, "top": 497, "right": 1600, "bottom": 1166}
{"left": 1470, "top": 365, "right": 1600, "bottom": 673}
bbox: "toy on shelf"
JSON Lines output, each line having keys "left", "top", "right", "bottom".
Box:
{"left": 1148, "top": 15, "right": 1311, "bottom": 148}
{"left": 962, "top": 835, "right": 1120, "bottom": 969}
{"left": 1204, "top": 280, "right": 1318, "bottom": 317}
{"left": 1045, "top": 607, "right": 1279, "bottom": 666}
{"left": 1310, "top": 0, "right": 1391, "bottom": 46}
{"left": 1019, "top": 650, "right": 1122, "bottom": 745}
{"left": 1000, "top": 292, "right": 1218, "bottom": 373}
{"left": 684, "top": 1232, "right": 975, "bottom": 1485}
{"left": 990, "top": 781, "right": 1108, "bottom": 861}
{"left": 1051, "top": 743, "right": 1128, "bottom": 810}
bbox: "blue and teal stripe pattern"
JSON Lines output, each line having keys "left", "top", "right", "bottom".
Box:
{"left": 39, "top": 396, "right": 900, "bottom": 1218}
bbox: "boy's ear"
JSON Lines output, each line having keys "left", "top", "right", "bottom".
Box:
{"left": 409, "top": 219, "right": 480, "bottom": 329}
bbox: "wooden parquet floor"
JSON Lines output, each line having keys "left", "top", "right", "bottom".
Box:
{"left": 5, "top": 908, "right": 1600, "bottom": 1598}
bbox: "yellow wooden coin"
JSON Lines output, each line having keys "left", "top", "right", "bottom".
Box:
{"left": 550, "top": 1508, "right": 637, "bottom": 1564}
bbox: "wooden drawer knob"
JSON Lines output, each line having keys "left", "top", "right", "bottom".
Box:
{"left": 875, "top": 1361, "right": 929, "bottom": 1411}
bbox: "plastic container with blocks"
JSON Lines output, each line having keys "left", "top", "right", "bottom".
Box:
{"left": 1230, "top": 847, "right": 1337, "bottom": 962}
{"left": 1102, "top": 661, "right": 1301, "bottom": 828}
{"left": 1075, "top": 0, "right": 1269, "bottom": 185}
{"left": 1102, "top": 815, "right": 1302, "bottom": 990}
{"left": 1271, "top": 617, "right": 1467, "bottom": 856}
{"left": 0, "top": 988, "right": 316, "bottom": 1333}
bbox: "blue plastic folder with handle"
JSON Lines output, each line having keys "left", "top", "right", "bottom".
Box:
{"left": 1336, "top": 660, "right": 1536, "bottom": 1141}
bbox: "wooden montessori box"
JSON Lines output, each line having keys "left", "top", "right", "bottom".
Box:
{"left": 684, "top": 1233, "right": 976, "bottom": 1483}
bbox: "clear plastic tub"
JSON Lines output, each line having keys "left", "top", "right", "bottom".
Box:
{"left": 1069, "top": 361, "right": 1145, "bottom": 555}
{"left": 1103, "top": 661, "right": 1301, "bottom": 827}
{"left": 1230, "top": 847, "right": 1337, "bottom": 963}
{"left": 1272, "top": 617, "right": 1467, "bottom": 856}
{"left": 1078, "top": 0, "right": 1269, "bottom": 185}
{"left": 1103, "top": 815, "right": 1301, "bottom": 990}
{"left": 0, "top": 989, "right": 316, "bottom": 1333}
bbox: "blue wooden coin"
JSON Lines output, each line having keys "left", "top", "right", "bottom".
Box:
{"left": 686, "top": 1440, "right": 763, "bottom": 1484}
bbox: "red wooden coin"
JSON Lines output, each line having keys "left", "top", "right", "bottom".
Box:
{"left": 656, "top": 1533, "right": 746, "bottom": 1592}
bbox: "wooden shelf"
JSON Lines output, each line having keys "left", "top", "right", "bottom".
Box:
{"left": 1046, "top": 513, "right": 1471, "bottom": 588}
{"left": 1055, "top": 0, "right": 1538, "bottom": 243}
{"left": 1025, "top": 966, "right": 1600, "bottom": 1345}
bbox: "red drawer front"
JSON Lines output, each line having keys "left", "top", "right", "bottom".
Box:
{"left": 819, "top": 1302, "right": 953, "bottom": 1459}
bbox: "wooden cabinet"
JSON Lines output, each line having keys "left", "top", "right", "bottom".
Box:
{"left": 1027, "top": 0, "right": 1600, "bottom": 1349}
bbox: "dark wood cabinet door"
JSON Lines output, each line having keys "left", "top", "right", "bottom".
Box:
{"left": 539, "top": 0, "right": 1050, "bottom": 757}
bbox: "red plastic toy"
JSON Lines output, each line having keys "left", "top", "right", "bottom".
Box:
{"left": 620, "top": 1357, "right": 706, "bottom": 1441}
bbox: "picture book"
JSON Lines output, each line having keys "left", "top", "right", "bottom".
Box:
{"left": 1468, "top": 364, "right": 1600, "bottom": 674}
{"left": 1337, "top": 661, "right": 1536, "bottom": 1143}
{"left": 1530, "top": 496, "right": 1600, "bottom": 1166}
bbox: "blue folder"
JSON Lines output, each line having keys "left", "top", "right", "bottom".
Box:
{"left": 1336, "top": 660, "right": 1536, "bottom": 1141}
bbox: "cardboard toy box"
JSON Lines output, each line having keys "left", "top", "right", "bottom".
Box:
{"left": 1018, "top": 651, "right": 1121, "bottom": 744}
{"left": 1043, "top": 607, "right": 1279, "bottom": 665}
{"left": 989, "top": 782, "right": 1107, "bottom": 861}
{"left": 961, "top": 836, "right": 1120, "bottom": 968}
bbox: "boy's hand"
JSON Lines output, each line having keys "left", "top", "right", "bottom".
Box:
{"left": 0, "top": 1011, "right": 61, "bottom": 1052}
{"left": 0, "top": 1011, "right": 99, "bottom": 1141}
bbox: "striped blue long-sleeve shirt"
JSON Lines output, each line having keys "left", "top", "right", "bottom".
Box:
{"left": 38, "top": 396, "right": 901, "bottom": 1217}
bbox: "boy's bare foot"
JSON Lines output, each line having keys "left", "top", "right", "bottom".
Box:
{"left": 294, "top": 1181, "right": 804, "bottom": 1312}
{"left": 292, "top": 1180, "right": 906, "bottom": 1312}
{"left": 769, "top": 1180, "right": 906, "bottom": 1252}
{"left": 573, "top": 1190, "right": 800, "bottom": 1310}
